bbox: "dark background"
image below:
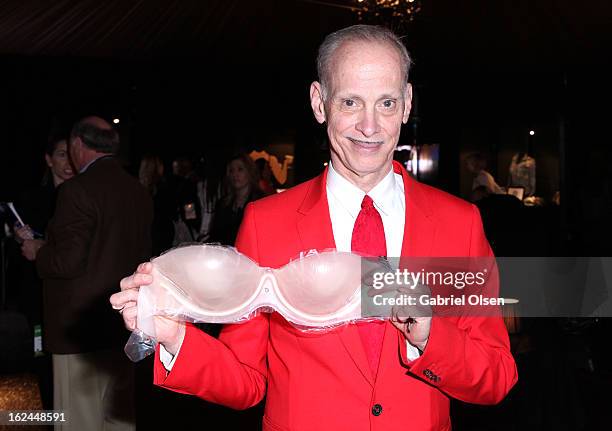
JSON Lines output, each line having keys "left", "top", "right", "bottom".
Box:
{"left": 1, "top": 1, "right": 610, "bottom": 236}
{"left": 0, "top": 1, "right": 609, "bottom": 261}
{"left": 1, "top": 1, "right": 611, "bottom": 429}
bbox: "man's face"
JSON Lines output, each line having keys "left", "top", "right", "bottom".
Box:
{"left": 310, "top": 41, "right": 412, "bottom": 189}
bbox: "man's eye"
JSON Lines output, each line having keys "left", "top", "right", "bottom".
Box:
{"left": 382, "top": 99, "right": 396, "bottom": 108}
{"left": 343, "top": 99, "right": 356, "bottom": 107}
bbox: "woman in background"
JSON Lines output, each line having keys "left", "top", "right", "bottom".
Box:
{"left": 13, "top": 136, "right": 74, "bottom": 410}
{"left": 209, "top": 154, "right": 266, "bottom": 246}
{"left": 17, "top": 137, "right": 74, "bottom": 262}
{"left": 17, "top": 138, "right": 74, "bottom": 240}
{"left": 44, "top": 138, "right": 74, "bottom": 185}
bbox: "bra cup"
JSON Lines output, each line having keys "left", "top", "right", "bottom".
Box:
{"left": 153, "top": 245, "right": 263, "bottom": 314}
{"left": 275, "top": 252, "right": 362, "bottom": 318}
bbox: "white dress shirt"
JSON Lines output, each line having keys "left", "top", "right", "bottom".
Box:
{"left": 326, "top": 161, "right": 405, "bottom": 257}
{"left": 327, "top": 162, "right": 421, "bottom": 361}
{"left": 160, "top": 161, "right": 420, "bottom": 369}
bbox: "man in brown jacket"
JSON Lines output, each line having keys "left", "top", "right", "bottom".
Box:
{"left": 22, "top": 116, "right": 153, "bottom": 431}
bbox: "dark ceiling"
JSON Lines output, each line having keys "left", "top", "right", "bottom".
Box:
{"left": 0, "top": 0, "right": 610, "bottom": 66}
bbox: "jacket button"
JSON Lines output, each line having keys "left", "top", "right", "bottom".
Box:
{"left": 372, "top": 404, "right": 383, "bottom": 416}
{"left": 423, "top": 369, "right": 440, "bottom": 382}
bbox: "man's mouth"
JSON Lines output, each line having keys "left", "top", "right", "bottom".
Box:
{"left": 348, "top": 138, "right": 384, "bottom": 148}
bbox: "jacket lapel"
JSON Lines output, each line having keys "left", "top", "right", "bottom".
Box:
{"left": 396, "top": 161, "right": 436, "bottom": 259}
{"left": 339, "top": 323, "right": 377, "bottom": 387}
{"left": 381, "top": 162, "right": 437, "bottom": 383}
{"left": 296, "top": 167, "right": 336, "bottom": 252}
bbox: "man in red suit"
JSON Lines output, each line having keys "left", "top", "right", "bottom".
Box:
{"left": 111, "top": 25, "right": 517, "bottom": 430}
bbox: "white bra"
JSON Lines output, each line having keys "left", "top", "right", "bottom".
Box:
{"left": 136, "top": 245, "right": 388, "bottom": 340}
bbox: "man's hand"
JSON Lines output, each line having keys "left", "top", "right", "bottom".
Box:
{"left": 391, "top": 315, "right": 432, "bottom": 352}
{"left": 364, "top": 262, "right": 433, "bottom": 352}
{"left": 110, "top": 262, "right": 185, "bottom": 355}
{"left": 14, "top": 224, "right": 34, "bottom": 243}
{"left": 21, "top": 239, "right": 45, "bottom": 261}
{"left": 390, "top": 282, "right": 432, "bottom": 352}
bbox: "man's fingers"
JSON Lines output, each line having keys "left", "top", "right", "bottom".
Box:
{"left": 110, "top": 286, "right": 142, "bottom": 331}
{"left": 391, "top": 305, "right": 409, "bottom": 322}
{"left": 110, "top": 289, "right": 139, "bottom": 309}
{"left": 366, "top": 284, "right": 401, "bottom": 296}
{"left": 390, "top": 318, "right": 407, "bottom": 334}
{"left": 137, "top": 262, "right": 153, "bottom": 274}
{"left": 392, "top": 302, "right": 432, "bottom": 320}
{"left": 120, "top": 262, "right": 153, "bottom": 290}
{"left": 120, "top": 273, "right": 152, "bottom": 290}
{"left": 119, "top": 276, "right": 132, "bottom": 290}
{"left": 112, "top": 300, "right": 136, "bottom": 310}
{"left": 122, "top": 306, "right": 138, "bottom": 331}
{"left": 112, "top": 268, "right": 148, "bottom": 332}
{"left": 132, "top": 273, "right": 153, "bottom": 287}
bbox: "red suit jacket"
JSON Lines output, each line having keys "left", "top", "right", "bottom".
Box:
{"left": 154, "top": 161, "right": 518, "bottom": 430}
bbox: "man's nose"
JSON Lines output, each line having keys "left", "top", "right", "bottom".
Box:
{"left": 355, "top": 108, "right": 380, "bottom": 137}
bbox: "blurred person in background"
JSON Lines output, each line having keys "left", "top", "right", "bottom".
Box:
{"left": 16, "top": 137, "right": 74, "bottom": 243}
{"left": 508, "top": 152, "right": 536, "bottom": 197}
{"left": 23, "top": 116, "right": 153, "bottom": 431}
{"left": 12, "top": 136, "right": 74, "bottom": 409}
{"left": 196, "top": 156, "right": 223, "bottom": 243}
{"left": 43, "top": 138, "right": 75, "bottom": 187}
{"left": 169, "top": 156, "right": 201, "bottom": 245}
{"left": 208, "top": 154, "right": 266, "bottom": 245}
{"left": 466, "top": 152, "right": 505, "bottom": 195}
{"left": 139, "top": 155, "right": 175, "bottom": 255}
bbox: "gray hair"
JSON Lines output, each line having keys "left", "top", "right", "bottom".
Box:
{"left": 70, "top": 120, "right": 119, "bottom": 154}
{"left": 317, "top": 24, "right": 412, "bottom": 100}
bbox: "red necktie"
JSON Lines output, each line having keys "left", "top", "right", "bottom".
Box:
{"left": 351, "top": 195, "right": 386, "bottom": 376}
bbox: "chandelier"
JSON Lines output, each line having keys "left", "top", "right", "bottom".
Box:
{"left": 353, "top": 0, "right": 422, "bottom": 30}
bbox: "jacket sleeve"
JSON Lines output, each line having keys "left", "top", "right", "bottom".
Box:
{"left": 398, "top": 204, "right": 518, "bottom": 404}
{"left": 36, "top": 181, "right": 95, "bottom": 280}
{"left": 153, "top": 203, "right": 269, "bottom": 410}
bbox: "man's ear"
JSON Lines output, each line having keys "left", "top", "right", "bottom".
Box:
{"left": 310, "top": 81, "right": 327, "bottom": 124}
{"left": 402, "top": 83, "right": 413, "bottom": 124}
{"left": 68, "top": 137, "right": 81, "bottom": 165}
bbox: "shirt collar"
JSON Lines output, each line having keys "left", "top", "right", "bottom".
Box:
{"left": 327, "top": 161, "right": 396, "bottom": 218}
{"left": 368, "top": 165, "right": 396, "bottom": 217}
